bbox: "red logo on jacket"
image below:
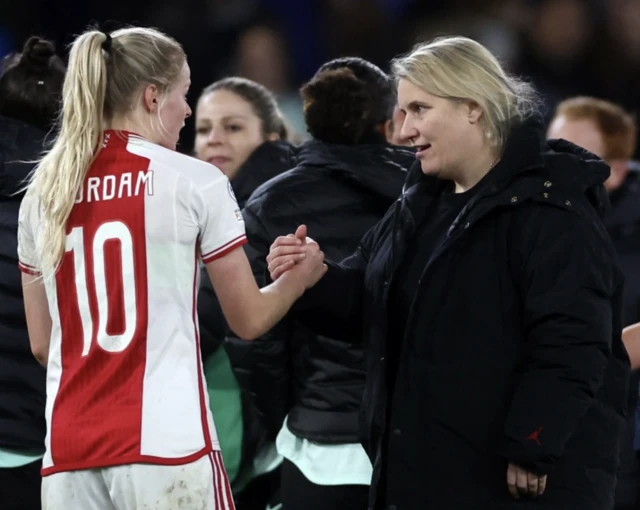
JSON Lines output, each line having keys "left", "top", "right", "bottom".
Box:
{"left": 525, "top": 426, "right": 543, "bottom": 446}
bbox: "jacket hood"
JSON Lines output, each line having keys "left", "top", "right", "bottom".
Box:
{"left": 294, "top": 139, "right": 414, "bottom": 200}
{"left": 542, "top": 139, "right": 611, "bottom": 218}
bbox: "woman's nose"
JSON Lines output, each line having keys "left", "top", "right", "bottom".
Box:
{"left": 400, "top": 116, "right": 418, "bottom": 141}
{"left": 207, "top": 128, "right": 224, "bottom": 144}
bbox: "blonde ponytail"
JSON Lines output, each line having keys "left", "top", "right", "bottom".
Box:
{"left": 28, "top": 30, "right": 108, "bottom": 276}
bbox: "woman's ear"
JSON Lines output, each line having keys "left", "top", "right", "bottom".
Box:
{"left": 466, "top": 101, "right": 483, "bottom": 125}
{"left": 267, "top": 132, "right": 280, "bottom": 142}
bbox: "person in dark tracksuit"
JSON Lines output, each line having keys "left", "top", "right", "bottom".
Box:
{"left": 238, "top": 58, "right": 414, "bottom": 510}
{"left": 267, "top": 36, "right": 629, "bottom": 510}
{"left": 548, "top": 97, "right": 640, "bottom": 510}
{"left": 0, "top": 36, "right": 65, "bottom": 510}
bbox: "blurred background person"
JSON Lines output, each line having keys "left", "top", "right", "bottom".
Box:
{"left": 514, "top": 0, "right": 599, "bottom": 117}
{"left": 194, "top": 77, "right": 292, "bottom": 206}
{"left": 233, "top": 24, "right": 306, "bottom": 140}
{"left": 239, "top": 57, "right": 414, "bottom": 510}
{"left": 548, "top": 97, "right": 640, "bottom": 510}
{"left": 195, "top": 76, "right": 293, "bottom": 510}
{"left": 591, "top": 0, "right": 640, "bottom": 125}
{"left": 0, "top": 35, "right": 65, "bottom": 510}
{"left": 547, "top": 98, "right": 640, "bottom": 329}
{"left": 6, "top": 0, "right": 640, "bottom": 161}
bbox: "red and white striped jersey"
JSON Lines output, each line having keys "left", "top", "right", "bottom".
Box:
{"left": 18, "top": 131, "right": 247, "bottom": 476}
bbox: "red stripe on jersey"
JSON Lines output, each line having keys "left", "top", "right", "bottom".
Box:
{"left": 18, "top": 261, "right": 41, "bottom": 276}
{"left": 214, "top": 451, "right": 225, "bottom": 509}
{"left": 213, "top": 451, "right": 235, "bottom": 509}
{"left": 209, "top": 453, "right": 222, "bottom": 509}
{"left": 49, "top": 133, "right": 149, "bottom": 471}
{"left": 217, "top": 451, "right": 236, "bottom": 510}
{"left": 201, "top": 235, "right": 247, "bottom": 264}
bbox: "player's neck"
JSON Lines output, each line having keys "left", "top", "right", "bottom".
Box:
{"left": 106, "top": 115, "right": 151, "bottom": 141}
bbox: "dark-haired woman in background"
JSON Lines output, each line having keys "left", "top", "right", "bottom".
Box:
{"left": 0, "top": 36, "right": 65, "bottom": 510}
{"left": 194, "top": 77, "right": 292, "bottom": 208}
{"left": 194, "top": 77, "right": 294, "bottom": 510}
{"left": 239, "top": 58, "right": 414, "bottom": 510}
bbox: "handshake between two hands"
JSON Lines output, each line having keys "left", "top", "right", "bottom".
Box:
{"left": 267, "top": 224, "right": 328, "bottom": 289}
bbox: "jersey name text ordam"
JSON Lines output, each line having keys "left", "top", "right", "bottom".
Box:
{"left": 75, "top": 171, "right": 155, "bottom": 203}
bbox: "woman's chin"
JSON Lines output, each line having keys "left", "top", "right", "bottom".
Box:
{"left": 223, "top": 164, "right": 242, "bottom": 180}
{"left": 420, "top": 161, "right": 438, "bottom": 176}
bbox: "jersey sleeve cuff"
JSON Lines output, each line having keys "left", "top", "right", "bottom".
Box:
{"left": 19, "top": 261, "right": 41, "bottom": 276}
{"left": 201, "top": 235, "right": 248, "bottom": 264}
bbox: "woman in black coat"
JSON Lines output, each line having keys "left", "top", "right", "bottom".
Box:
{"left": 0, "top": 36, "right": 65, "bottom": 510}
{"left": 267, "top": 36, "right": 629, "bottom": 510}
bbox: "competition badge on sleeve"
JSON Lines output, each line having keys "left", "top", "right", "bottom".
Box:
{"left": 228, "top": 180, "right": 243, "bottom": 222}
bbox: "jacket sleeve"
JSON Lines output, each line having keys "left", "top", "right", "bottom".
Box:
{"left": 292, "top": 250, "right": 368, "bottom": 342}
{"left": 291, "top": 211, "right": 383, "bottom": 342}
{"left": 498, "top": 204, "right": 618, "bottom": 474}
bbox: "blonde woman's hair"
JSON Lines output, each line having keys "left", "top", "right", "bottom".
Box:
{"left": 27, "top": 27, "right": 185, "bottom": 276}
{"left": 392, "top": 36, "right": 541, "bottom": 151}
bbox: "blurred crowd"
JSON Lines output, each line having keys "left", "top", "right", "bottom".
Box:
{"left": 2, "top": 0, "right": 640, "bottom": 154}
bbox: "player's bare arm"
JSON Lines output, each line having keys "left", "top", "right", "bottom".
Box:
{"left": 22, "top": 273, "right": 52, "bottom": 367}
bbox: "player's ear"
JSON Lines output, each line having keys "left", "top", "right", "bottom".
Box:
{"left": 143, "top": 84, "right": 160, "bottom": 114}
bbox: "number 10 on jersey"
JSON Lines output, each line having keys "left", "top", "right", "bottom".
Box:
{"left": 66, "top": 221, "right": 137, "bottom": 356}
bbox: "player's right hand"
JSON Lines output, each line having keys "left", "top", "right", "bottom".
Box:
{"left": 267, "top": 225, "right": 311, "bottom": 280}
{"left": 288, "top": 236, "right": 327, "bottom": 289}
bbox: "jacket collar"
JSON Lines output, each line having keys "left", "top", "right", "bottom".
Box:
{"left": 400, "top": 115, "right": 611, "bottom": 235}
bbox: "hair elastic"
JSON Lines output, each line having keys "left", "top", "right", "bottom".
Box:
{"left": 102, "top": 33, "right": 112, "bottom": 53}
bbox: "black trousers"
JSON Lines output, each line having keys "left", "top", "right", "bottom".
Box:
{"left": 0, "top": 460, "right": 42, "bottom": 510}
{"left": 234, "top": 467, "right": 281, "bottom": 510}
{"left": 281, "top": 458, "right": 369, "bottom": 510}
